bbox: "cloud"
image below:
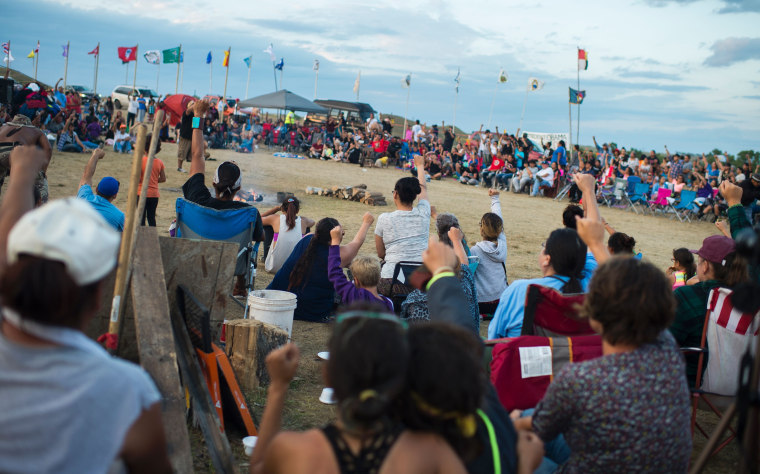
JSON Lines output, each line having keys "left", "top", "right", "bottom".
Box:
{"left": 743, "top": 95, "right": 760, "bottom": 99}
{"left": 644, "top": 0, "right": 760, "bottom": 13}
{"left": 704, "top": 37, "right": 760, "bottom": 66}
{"left": 614, "top": 67, "right": 682, "bottom": 81}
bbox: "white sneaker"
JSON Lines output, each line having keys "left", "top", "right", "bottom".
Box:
{"left": 177, "top": 167, "right": 188, "bottom": 173}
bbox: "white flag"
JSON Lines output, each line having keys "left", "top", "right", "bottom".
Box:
{"left": 528, "top": 77, "right": 545, "bottom": 91}
{"left": 313, "top": 59, "right": 319, "bottom": 71}
{"left": 353, "top": 70, "right": 361, "bottom": 94}
{"left": 144, "top": 50, "right": 160, "bottom": 64}
{"left": 402, "top": 73, "right": 411, "bottom": 88}
{"left": 454, "top": 68, "right": 461, "bottom": 93}
{"left": 498, "top": 69, "right": 508, "bottom": 83}
{"left": 263, "top": 43, "right": 275, "bottom": 62}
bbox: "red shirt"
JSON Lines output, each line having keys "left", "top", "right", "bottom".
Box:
{"left": 487, "top": 158, "right": 504, "bottom": 172}
{"left": 372, "top": 139, "right": 389, "bottom": 153}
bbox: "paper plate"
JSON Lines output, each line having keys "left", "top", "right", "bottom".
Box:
{"left": 319, "top": 387, "right": 336, "bottom": 405}
{"left": 317, "top": 351, "right": 330, "bottom": 361}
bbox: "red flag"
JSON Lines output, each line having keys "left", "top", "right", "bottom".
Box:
{"left": 118, "top": 46, "right": 137, "bottom": 62}
{"left": 88, "top": 45, "right": 99, "bottom": 56}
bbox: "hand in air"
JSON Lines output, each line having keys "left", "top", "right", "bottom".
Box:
{"left": 265, "top": 343, "right": 300, "bottom": 387}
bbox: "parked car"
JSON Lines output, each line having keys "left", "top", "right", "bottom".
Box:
{"left": 111, "top": 85, "right": 159, "bottom": 109}
{"left": 68, "top": 85, "right": 99, "bottom": 103}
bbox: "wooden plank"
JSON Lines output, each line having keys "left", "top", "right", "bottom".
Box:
{"left": 131, "top": 227, "right": 194, "bottom": 473}
{"left": 170, "top": 289, "right": 239, "bottom": 474}
{"left": 159, "top": 237, "right": 239, "bottom": 342}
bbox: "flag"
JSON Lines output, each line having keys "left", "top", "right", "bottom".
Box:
{"left": 2, "top": 43, "right": 12, "bottom": 64}
{"left": 144, "top": 50, "right": 160, "bottom": 64}
{"left": 274, "top": 58, "right": 284, "bottom": 70}
{"left": 569, "top": 88, "right": 586, "bottom": 104}
{"left": 578, "top": 48, "right": 588, "bottom": 71}
{"left": 243, "top": 55, "right": 251, "bottom": 68}
{"left": 88, "top": 45, "right": 99, "bottom": 56}
{"left": 118, "top": 46, "right": 137, "bottom": 62}
{"left": 180, "top": 51, "right": 183, "bottom": 63}
{"left": 222, "top": 49, "right": 230, "bottom": 68}
{"left": 454, "top": 68, "right": 461, "bottom": 93}
{"left": 263, "top": 43, "right": 275, "bottom": 61}
{"left": 162, "top": 46, "right": 180, "bottom": 64}
{"left": 27, "top": 50, "right": 35, "bottom": 59}
{"left": 34, "top": 41, "right": 39, "bottom": 54}
{"left": 498, "top": 69, "right": 508, "bottom": 83}
{"left": 353, "top": 70, "right": 361, "bottom": 94}
{"left": 528, "top": 77, "right": 544, "bottom": 91}
{"left": 206, "top": 51, "right": 212, "bottom": 64}
{"left": 402, "top": 73, "right": 411, "bottom": 88}
{"left": 313, "top": 59, "right": 319, "bottom": 71}
{"left": 61, "top": 44, "right": 68, "bottom": 58}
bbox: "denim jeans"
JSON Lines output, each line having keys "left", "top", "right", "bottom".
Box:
{"left": 531, "top": 178, "right": 552, "bottom": 196}
{"left": 521, "top": 408, "right": 571, "bottom": 473}
{"left": 114, "top": 141, "right": 132, "bottom": 153}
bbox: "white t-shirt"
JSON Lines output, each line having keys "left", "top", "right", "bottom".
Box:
{"left": 127, "top": 98, "right": 138, "bottom": 114}
{"left": 537, "top": 167, "right": 554, "bottom": 186}
{"left": 375, "top": 199, "right": 431, "bottom": 279}
{"left": 114, "top": 130, "right": 130, "bottom": 142}
{"left": 411, "top": 124, "right": 422, "bottom": 141}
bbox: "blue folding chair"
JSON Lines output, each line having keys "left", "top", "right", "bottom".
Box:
{"left": 668, "top": 190, "right": 698, "bottom": 222}
{"left": 175, "top": 198, "right": 261, "bottom": 317}
{"left": 626, "top": 182, "right": 651, "bottom": 215}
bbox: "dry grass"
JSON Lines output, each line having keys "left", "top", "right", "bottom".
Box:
{"left": 44, "top": 140, "right": 737, "bottom": 472}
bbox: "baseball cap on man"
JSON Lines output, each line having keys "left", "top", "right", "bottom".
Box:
{"left": 213, "top": 161, "right": 242, "bottom": 190}
{"left": 690, "top": 235, "right": 735, "bottom": 265}
{"left": 97, "top": 177, "right": 120, "bottom": 197}
{"left": 7, "top": 198, "right": 120, "bottom": 285}
{"left": 751, "top": 174, "right": 760, "bottom": 183}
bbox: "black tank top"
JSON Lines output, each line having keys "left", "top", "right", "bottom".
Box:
{"left": 321, "top": 423, "right": 403, "bottom": 474}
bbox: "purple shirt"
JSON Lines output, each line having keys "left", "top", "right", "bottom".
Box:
{"left": 327, "top": 245, "right": 394, "bottom": 312}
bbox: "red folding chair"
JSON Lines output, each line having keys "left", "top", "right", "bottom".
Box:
{"left": 488, "top": 335, "right": 603, "bottom": 411}
{"left": 521, "top": 284, "right": 593, "bottom": 337}
{"left": 683, "top": 287, "right": 759, "bottom": 457}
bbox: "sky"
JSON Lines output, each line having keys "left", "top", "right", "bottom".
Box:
{"left": 3, "top": 0, "right": 759, "bottom": 154}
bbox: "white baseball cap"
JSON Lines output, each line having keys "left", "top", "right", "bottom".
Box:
{"left": 7, "top": 198, "right": 120, "bottom": 285}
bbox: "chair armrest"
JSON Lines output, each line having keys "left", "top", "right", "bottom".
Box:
{"left": 680, "top": 346, "right": 708, "bottom": 354}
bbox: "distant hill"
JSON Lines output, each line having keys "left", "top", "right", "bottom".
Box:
{"left": 382, "top": 113, "right": 466, "bottom": 138}
{"left": 2, "top": 67, "right": 51, "bottom": 90}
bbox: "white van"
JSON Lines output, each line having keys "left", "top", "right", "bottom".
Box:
{"left": 111, "top": 85, "right": 159, "bottom": 109}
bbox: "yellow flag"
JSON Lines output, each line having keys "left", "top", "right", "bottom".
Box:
{"left": 222, "top": 49, "right": 230, "bottom": 68}
{"left": 27, "top": 50, "right": 35, "bottom": 58}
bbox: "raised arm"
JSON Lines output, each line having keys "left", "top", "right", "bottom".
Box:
{"left": 488, "top": 188, "right": 503, "bottom": 218}
{"left": 340, "top": 212, "right": 374, "bottom": 267}
{"left": 189, "top": 100, "right": 210, "bottom": 176}
{"left": 575, "top": 216, "right": 610, "bottom": 265}
{"left": 415, "top": 154, "right": 429, "bottom": 202}
{"left": 574, "top": 173, "right": 601, "bottom": 223}
{"left": 447, "top": 227, "right": 468, "bottom": 266}
{"left": 79, "top": 148, "right": 106, "bottom": 188}
{"left": 0, "top": 143, "right": 50, "bottom": 273}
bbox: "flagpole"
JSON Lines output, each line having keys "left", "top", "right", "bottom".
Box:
{"left": 403, "top": 74, "right": 411, "bottom": 136}
{"left": 355, "top": 70, "right": 361, "bottom": 101}
{"left": 132, "top": 44, "right": 138, "bottom": 94}
{"left": 175, "top": 44, "right": 181, "bottom": 94}
{"left": 34, "top": 41, "right": 38, "bottom": 81}
{"left": 209, "top": 58, "right": 213, "bottom": 94}
{"left": 181, "top": 59, "right": 184, "bottom": 92}
{"left": 272, "top": 60, "right": 278, "bottom": 91}
{"left": 518, "top": 86, "right": 529, "bottom": 133}
{"left": 453, "top": 89, "right": 458, "bottom": 132}
{"left": 313, "top": 66, "right": 318, "bottom": 100}
{"left": 487, "top": 83, "right": 498, "bottom": 129}
{"left": 245, "top": 58, "right": 251, "bottom": 98}
{"left": 279, "top": 66, "right": 283, "bottom": 91}
{"left": 568, "top": 97, "right": 573, "bottom": 168}
{"left": 63, "top": 41, "right": 69, "bottom": 89}
{"left": 93, "top": 42, "right": 99, "bottom": 95}
{"left": 125, "top": 62, "right": 129, "bottom": 84}
{"left": 3, "top": 40, "right": 9, "bottom": 80}
{"left": 222, "top": 47, "right": 231, "bottom": 101}
{"left": 577, "top": 47, "right": 581, "bottom": 146}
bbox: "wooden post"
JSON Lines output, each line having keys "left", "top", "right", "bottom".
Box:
{"left": 224, "top": 319, "right": 288, "bottom": 393}
{"left": 108, "top": 124, "right": 148, "bottom": 352}
{"left": 136, "top": 111, "right": 164, "bottom": 226}
{"left": 130, "top": 227, "right": 194, "bottom": 473}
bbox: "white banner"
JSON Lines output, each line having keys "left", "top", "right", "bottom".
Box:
{"left": 525, "top": 131, "right": 569, "bottom": 148}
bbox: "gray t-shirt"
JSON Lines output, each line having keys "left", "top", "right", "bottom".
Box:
{"left": 0, "top": 325, "right": 160, "bottom": 474}
{"left": 375, "top": 199, "right": 431, "bottom": 279}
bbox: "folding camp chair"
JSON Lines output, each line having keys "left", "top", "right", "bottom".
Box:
{"left": 176, "top": 285, "right": 257, "bottom": 436}
{"left": 620, "top": 176, "right": 642, "bottom": 212}
{"left": 175, "top": 198, "right": 261, "bottom": 317}
{"left": 384, "top": 261, "right": 422, "bottom": 314}
{"left": 601, "top": 178, "right": 626, "bottom": 207}
{"left": 647, "top": 188, "right": 672, "bottom": 216}
{"left": 627, "top": 182, "right": 651, "bottom": 215}
{"left": 488, "top": 335, "right": 603, "bottom": 411}
{"left": 521, "top": 284, "right": 593, "bottom": 337}
{"left": 668, "top": 190, "right": 697, "bottom": 223}
{"left": 681, "top": 287, "right": 759, "bottom": 457}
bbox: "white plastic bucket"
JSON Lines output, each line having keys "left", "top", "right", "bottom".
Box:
{"left": 248, "top": 290, "right": 297, "bottom": 338}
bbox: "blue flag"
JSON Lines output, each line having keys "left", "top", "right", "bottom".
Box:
{"left": 243, "top": 56, "right": 251, "bottom": 68}
{"left": 206, "top": 51, "right": 212, "bottom": 64}
{"left": 569, "top": 87, "right": 586, "bottom": 104}
{"left": 274, "top": 58, "right": 284, "bottom": 70}
{"left": 180, "top": 51, "right": 184, "bottom": 63}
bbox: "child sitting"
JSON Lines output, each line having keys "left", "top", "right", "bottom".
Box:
{"left": 667, "top": 247, "right": 697, "bottom": 289}
{"left": 328, "top": 220, "right": 394, "bottom": 312}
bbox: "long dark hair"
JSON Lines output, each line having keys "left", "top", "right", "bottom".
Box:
{"left": 673, "top": 248, "right": 696, "bottom": 280}
{"left": 281, "top": 197, "right": 300, "bottom": 231}
{"left": 288, "top": 217, "right": 338, "bottom": 290}
{"left": 544, "top": 228, "right": 587, "bottom": 294}
{"left": 394, "top": 177, "right": 421, "bottom": 206}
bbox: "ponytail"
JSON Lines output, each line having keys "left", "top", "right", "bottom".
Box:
{"left": 282, "top": 197, "right": 300, "bottom": 231}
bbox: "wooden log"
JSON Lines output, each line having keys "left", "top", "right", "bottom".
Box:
{"left": 131, "top": 227, "right": 194, "bottom": 473}
{"left": 367, "top": 192, "right": 384, "bottom": 198}
{"left": 224, "top": 319, "right": 289, "bottom": 393}
{"left": 353, "top": 184, "right": 367, "bottom": 189}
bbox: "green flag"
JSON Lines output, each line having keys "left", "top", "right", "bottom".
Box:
{"left": 162, "top": 46, "right": 180, "bottom": 64}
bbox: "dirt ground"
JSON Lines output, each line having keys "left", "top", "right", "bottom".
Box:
{"left": 45, "top": 139, "right": 737, "bottom": 472}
